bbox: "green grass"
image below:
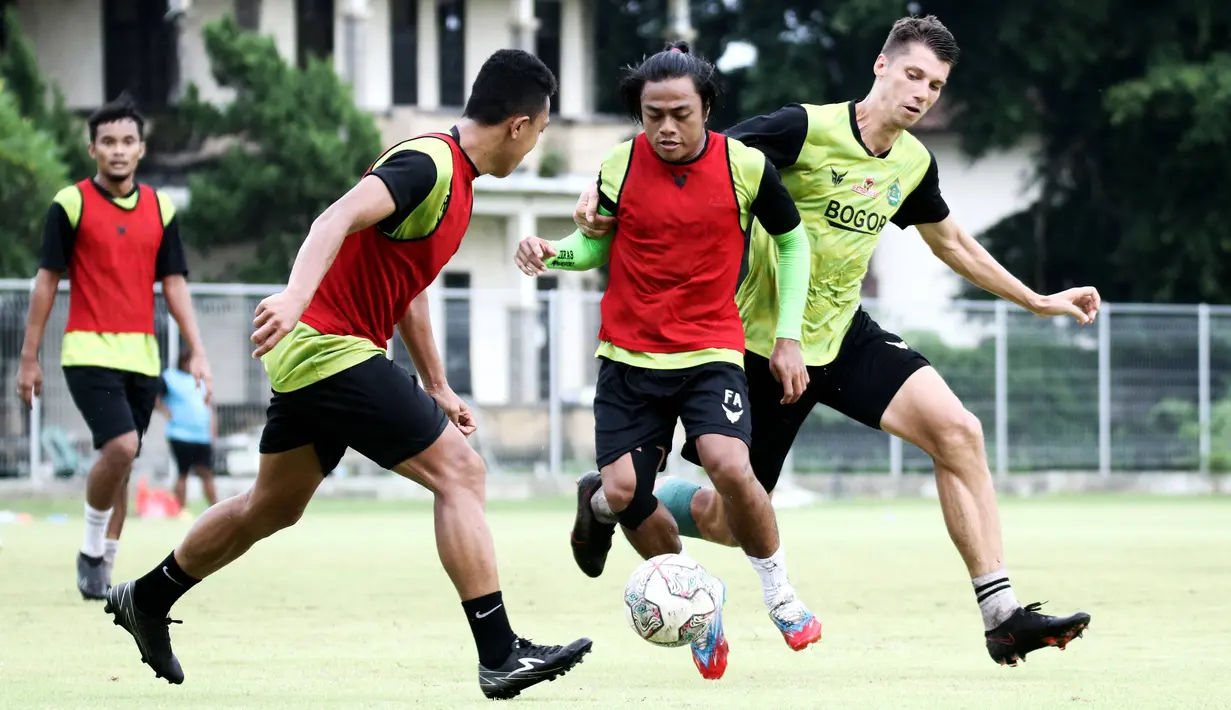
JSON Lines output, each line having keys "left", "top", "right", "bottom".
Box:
{"left": 2, "top": 496, "right": 1230, "bottom": 709}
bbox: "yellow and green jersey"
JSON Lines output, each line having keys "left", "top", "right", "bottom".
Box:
{"left": 728, "top": 101, "right": 951, "bottom": 366}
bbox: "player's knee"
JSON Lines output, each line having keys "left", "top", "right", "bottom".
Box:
{"left": 431, "top": 444, "right": 488, "bottom": 504}
{"left": 242, "top": 488, "right": 306, "bottom": 534}
{"left": 101, "top": 433, "right": 139, "bottom": 464}
{"left": 601, "top": 470, "right": 637, "bottom": 513}
{"left": 705, "top": 457, "right": 758, "bottom": 494}
{"left": 931, "top": 408, "right": 985, "bottom": 460}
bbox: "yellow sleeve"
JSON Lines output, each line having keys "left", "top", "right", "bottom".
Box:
{"left": 53, "top": 186, "right": 84, "bottom": 230}
{"left": 726, "top": 138, "right": 768, "bottom": 231}
{"left": 598, "top": 140, "right": 635, "bottom": 210}
{"left": 155, "top": 190, "right": 177, "bottom": 227}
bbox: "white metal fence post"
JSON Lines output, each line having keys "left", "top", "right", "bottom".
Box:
{"left": 1198, "top": 303, "right": 1211, "bottom": 474}
{"left": 548, "top": 289, "right": 562, "bottom": 478}
{"left": 1098, "top": 305, "right": 1112, "bottom": 476}
{"left": 994, "top": 300, "right": 1009, "bottom": 478}
{"left": 166, "top": 312, "right": 180, "bottom": 483}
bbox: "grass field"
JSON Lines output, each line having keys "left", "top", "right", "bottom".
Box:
{"left": 2, "top": 494, "right": 1230, "bottom": 709}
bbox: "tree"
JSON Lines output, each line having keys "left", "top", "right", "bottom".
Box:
{"left": 0, "top": 79, "right": 67, "bottom": 277}
{"left": 0, "top": 7, "right": 93, "bottom": 181}
{"left": 176, "top": 16, "right": 382, "bottom": 283}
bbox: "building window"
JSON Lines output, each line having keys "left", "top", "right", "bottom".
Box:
{"left": 536, "top": 276, "right": 558, "bottom": 402}
{"left": 296, "top": 0, "right": 334, "bottom": 69}
{"left": 534, "top": 0, "right": 561, "bottom": 114}
{"left": 437, "top": 0, "right": 465, "bottom": 107}
{"left": 390, "top": 0, "right": 419, "bottom": 105}
{"left": 442, "top": 272, "right": 472, "bottom": 396}
{"left": 235, "top": 0, "right": 262, "bottom": 30}
{"left": 103, "top": 0, "right": 176, "bottom": 110}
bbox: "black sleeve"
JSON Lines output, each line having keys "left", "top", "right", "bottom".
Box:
{"left": 369, "top": 150, "right": 439, "bottom": 235}
{"left": 891, "top": 151, "right": 951, "bottom": 228}
{"left": 723, "top": 104, "right": 809, "bottom": 171}
{"left": 750, "top": 156, "right": 802, "bottom": 236}
{"left": 39, "top": 202, "right": 76, "bottom": 271}
{"left": 155, "top": 217, "right": 190, "bottom": 279}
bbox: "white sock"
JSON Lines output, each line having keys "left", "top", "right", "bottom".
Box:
{"left": 748, "top": 546, "right": 792, "bottom": 610}
{"left": 103, "top": 539, "right": 120, "bottom": 568}
{"left": 590, "top": 489, "right": 618, "bottom": 525}
{"left": 81, "top": 504, "right": 113, "bottom": 559}
{"left": 973, "top": 569, "right": 1020, "bottom": 630}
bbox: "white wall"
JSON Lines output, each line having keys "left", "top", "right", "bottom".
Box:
{"left": 14, "top": 0, "right": 103, "bottom": 110}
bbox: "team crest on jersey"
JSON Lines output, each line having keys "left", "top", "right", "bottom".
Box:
{"left": 887, "top": 180, "right": 902, "bottom": 207}
{"left": 852, "top": 176, "right": 879, "bottom": 198}
{"left": 830, "top": 167, "right": 847, "bottom": 186}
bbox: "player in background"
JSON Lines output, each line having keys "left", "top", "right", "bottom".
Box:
{"left": 515, "top": 42, "right": 819, "bottom": 681}
{"left": 15, "top": 93, "right": 212, "bottom": 601}
{"left": 158, "top": 347, "right": 219, "bottom": 510}
{"left": 570, "top": 16, "right": 1094, "bottom": 667}
{"left": 104, "top": 49, "right": 592, "bottom": 700}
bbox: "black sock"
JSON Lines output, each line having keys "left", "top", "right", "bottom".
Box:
{"left": 133, "top": 551, "right": 200, "bottom": 618}
{"left": 462, "top": 591, "right": 516, "bottom": 668}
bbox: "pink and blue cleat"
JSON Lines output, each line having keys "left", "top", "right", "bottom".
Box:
{"left": 691, "top": 578, "right": 729, "bottom": 680}
{"left": 768, "top": 588, "right": 823, "bottom": 651}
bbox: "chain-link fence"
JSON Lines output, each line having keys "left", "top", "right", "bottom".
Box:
{"left": 2, "top": 279, "right": 1228, "bottom": 482}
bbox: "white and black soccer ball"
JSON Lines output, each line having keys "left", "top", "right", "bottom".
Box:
{"left": 623, "top": 553, "right": 719, "bottom": 648}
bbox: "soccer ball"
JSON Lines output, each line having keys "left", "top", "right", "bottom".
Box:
{"left": 623, "top": 553, "right": 720, "bottom": 648}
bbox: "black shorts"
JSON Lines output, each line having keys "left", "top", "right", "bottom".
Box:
{"left": 746, "top": 308, "right": 931, "bottom": 492}
{"left": 169, "top": 440, "right": 213, "bottom": 476}
{"left": 594, "top": 358, "right": 751, "bottom": 471}
{"left": 62, "top": 366, "right": 160, "bottom": 451}
{"left": 259, "top": 353, "right": 449, "bottom": 475}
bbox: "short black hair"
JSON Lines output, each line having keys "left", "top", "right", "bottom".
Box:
{"left": 882, "top": 15, "right": 960, "bottom": 66}
{"left": 463, "top": 49, "right": 558, "bottom": 126}
{"left": 619, "top": 40, "right": 722, "bottom": 123}
{"left": 88, "top": 91, "right": 145, "bottom": 141}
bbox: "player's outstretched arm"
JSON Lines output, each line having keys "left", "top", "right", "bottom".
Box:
{"left": 397, "top": 290, "right": 476, "bottom": 436}
{"left": 514, "top": 229, "right": 611, "bottom": 276}
{"left": 251, "top": 176, "right": 398, "bottom": 357}
{"left": 917, "top": 217, "right": 1100, "bottom": 325}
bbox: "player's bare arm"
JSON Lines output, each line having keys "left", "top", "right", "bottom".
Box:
{"left": 916, "top": 216, "right": 1101, "bottom": 325}
{"left": 572, "top": 183, "right": 615, "bottom": 239}
{"left": 396, "top": 290, "right": 476, "bottom": 436}
{"left": 251, "top": 175, "right": 398, "bottom": 357}
{"left": 16, "top": 268, "right": 62, "bottom": 407}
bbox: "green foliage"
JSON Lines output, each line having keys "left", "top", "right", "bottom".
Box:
{"left": 0, "top": 7, "right": 92, "bottom": 181}
{"left": 177, "top": 15, "right": 382, "bottom": 282}
{"left": 0, "top": 80, "right": 68, "bottom": 277}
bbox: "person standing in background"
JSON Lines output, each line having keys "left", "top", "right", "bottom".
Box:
{"left": 158, "top": 347, "right": 218, "bottom": 510}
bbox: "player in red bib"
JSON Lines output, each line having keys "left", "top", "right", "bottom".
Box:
{"left": 16, "top": 93, "right": 211, "bottom": 602}
{"left": 516, "top": 43, "right": 821, "bottom": 680}
{"left": 105, "top": 50, "right": 591, "bottom": 700}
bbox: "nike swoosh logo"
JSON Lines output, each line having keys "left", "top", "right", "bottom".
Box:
{"left": 475, "top": 603, "right": 503, "bottom": 619}
{"left": 162, "top": 566, "right": 184, "bottom": 587}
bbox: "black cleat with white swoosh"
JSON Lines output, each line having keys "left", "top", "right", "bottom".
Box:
{"left": 103, "top": 580, "right": 185, "bottom": 684}
{"left": 78, "top": 552, "right": 108, "bottom": 600}
{"left": 479, "top": 636, "right": 592, "bottom": 700}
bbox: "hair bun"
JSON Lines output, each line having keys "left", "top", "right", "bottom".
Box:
{"left": 666, "top": 40, "right": 691, "bottom": 54}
